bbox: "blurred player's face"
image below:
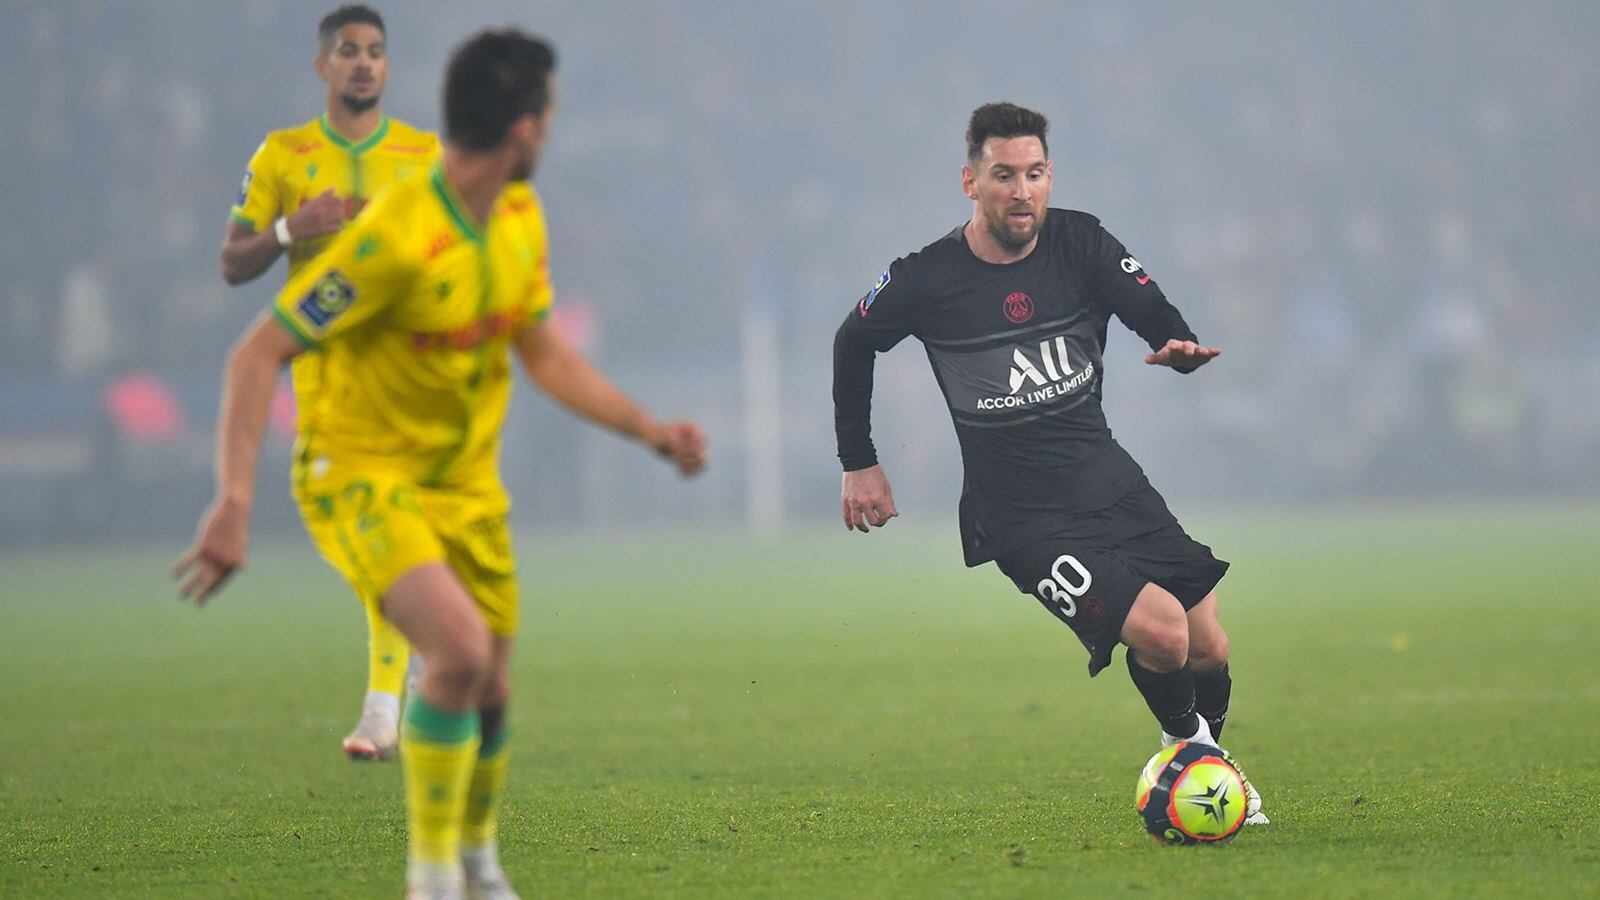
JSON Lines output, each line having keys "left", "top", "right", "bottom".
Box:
{"left": 963, "top": 136, "right": 1052, "bottom": 254}
{"left": 509, "top": 83, "right": 557, "bottom": 182}
{"left": 316, "top": 24, "right": 388, "bottom": 114}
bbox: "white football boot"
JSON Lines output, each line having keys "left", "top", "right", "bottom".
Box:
{"left": 1162, "top": 716, "right": 1269, "bottom": 825}
{"left": 341, "top": 694, "right": 400, "bottom": 761}
{"left": 462, "top": 845, "right": 520, "bottom": 900}
{"left": 406, "top": 862, "right": 465, "bottom": 900}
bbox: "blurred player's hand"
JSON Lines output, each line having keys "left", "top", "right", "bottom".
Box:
{"left": 171, "top": 497, "right": 250, "bottom": 606}
{"left": 842, "top": 464, "right": 898, "bottom": 533}
{"left": 287, "top": 188, "right": 346, "bottom": 242}
{"left": 654, "top": 421, "right": 707, "bottom": 476}
{"left": 1144, "top": 338, "right": 1221, "bottom": 371}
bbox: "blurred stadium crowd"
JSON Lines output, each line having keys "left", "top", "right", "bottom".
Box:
{"left": 2, "top": 1, "right": 1596, "bottom": 544}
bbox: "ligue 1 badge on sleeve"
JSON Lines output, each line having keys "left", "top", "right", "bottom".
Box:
{"left": 859, "top": 267, "right": 892, "bottom": 316}
{"left": 297, "top": 270, "right": 356, "bottom": 327}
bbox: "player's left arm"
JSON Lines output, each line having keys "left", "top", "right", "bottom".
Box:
{"left": 1089, "top": 223, "right": 1220, "bottom": 373}
{"left": 512, "top": 317, "right": 706, "bottom": 476}
{"left": 172, "top": 313, "right": 305, "bottom": 605}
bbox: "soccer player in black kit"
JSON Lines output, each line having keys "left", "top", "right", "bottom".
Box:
{"left": 833, "top": 102, "right": 1266, "bottom": 826}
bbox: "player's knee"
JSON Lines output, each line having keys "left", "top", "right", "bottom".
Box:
{"left": 1122, "top": 585, "right": 1189, "bottom": 670}
{"left": 431, "top": 626, "right": 493, "bottom": 697}
{"left": 1135, "top": 625, "right": 1189, "bottom": 672}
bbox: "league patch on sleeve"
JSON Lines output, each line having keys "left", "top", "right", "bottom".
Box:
{"left": 236, "top": 169, "right": 253, "bottom": 207}
{"left": 296, "top": 270, "right": 355, "bottom": 328}
{"left": 858, "top": 266, "right": 892, "bottom": 316}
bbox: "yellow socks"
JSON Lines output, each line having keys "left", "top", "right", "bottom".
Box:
{"left": 401, "top": 696, "right": 480, "bottom": 868}
{"left": 461, "top": 720, "right": 511, "bottom": 849}
{"left": 366, "top": 605, "right": 410, "bottom": 699}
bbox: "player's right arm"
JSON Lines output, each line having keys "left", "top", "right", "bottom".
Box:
{"left": 832, "top": 260, "right": 918, "bottom": 533}
{"left": 219, "top": 139, "right": 344, "bottom": 285}
{"left": 172, "top": 312, "right": 305, "bottom": 604}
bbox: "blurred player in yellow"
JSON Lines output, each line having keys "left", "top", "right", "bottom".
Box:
{"left": 219, "top": 4, "right": 439, "bottom": 762}
{"left": 177, "top": 29, "right": 707, "bottom": 898}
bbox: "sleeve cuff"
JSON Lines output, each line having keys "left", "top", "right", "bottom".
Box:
{"left": 271, "top": 306, "right": 318, "bottom": 349}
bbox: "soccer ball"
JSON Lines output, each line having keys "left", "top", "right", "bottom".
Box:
{"left": 1134, "top": 741, "right": 1247, "bottom": 845}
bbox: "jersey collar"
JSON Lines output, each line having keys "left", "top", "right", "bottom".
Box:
{"left": 320, "top": 113, "right": 390, "bottom": 156}
{"left": 429, "top": 162, "right": 486, "bottom": 245}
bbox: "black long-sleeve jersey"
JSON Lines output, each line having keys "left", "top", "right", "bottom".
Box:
{"left": 833, "top": 208, "right": 1200, "bottom": 567}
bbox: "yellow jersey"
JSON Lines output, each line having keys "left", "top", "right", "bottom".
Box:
{"left": 231, "top": 115, "right": 440, "bottom": 428}
{"left": 273, "top": 166, "right": 554, "bottom": 493}
{"left": 230, "top": 114, "right": 439, "bottom": 273}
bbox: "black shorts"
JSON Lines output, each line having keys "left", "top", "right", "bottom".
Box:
{"left": 993, "top": 482, "right": 1229, "bottom": 678}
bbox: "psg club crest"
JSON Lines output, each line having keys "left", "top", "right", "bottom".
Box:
{"left": 1003, "top": 291, "right": 1034, "bottom": 324}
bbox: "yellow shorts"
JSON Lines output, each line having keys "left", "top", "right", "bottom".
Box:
{"left": 293, "top": 460, "right": 519, "bottom": 637}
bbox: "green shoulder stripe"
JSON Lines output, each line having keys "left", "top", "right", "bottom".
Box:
{"left": 429, "top": 164, "right": 484, "bottom": 245}
{"left": 271, "top": 306, "right": 318, "bottom": 349}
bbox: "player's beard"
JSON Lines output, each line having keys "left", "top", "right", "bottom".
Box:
{"left": 509, "top": 147, "right": 539, "bottom": 182}
{"left": 340, "top": 93, "right": 380, "bottom": 115}
{"left": 985, "top": 210, "right": 1042, "bottom": 255}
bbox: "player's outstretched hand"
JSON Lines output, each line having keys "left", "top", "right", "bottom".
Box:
{"left": 841, "top": 464, "right": 898, "bottom": 533}
{"left": 171, "top": 497, "right": 250, "bottom": 606}
{"left": 654, "top": 421, "right": 707, "bottom": 476}
{"left": 287, "top": 188, "right": 345, "bottom": 242}
{"left": 1144, "top": 338, "right": 1221, "bottom": 371}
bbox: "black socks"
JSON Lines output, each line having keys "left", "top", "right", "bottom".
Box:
{"left": 1193, "top": 663, "right": 1232, "bottom": 741}
{"left": 1126, "top": 649, "right": 1200, "bottom": 739}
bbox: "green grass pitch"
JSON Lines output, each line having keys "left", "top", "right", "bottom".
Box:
{"left": 3, "top": 504, "right": 1599, "bottom": 897}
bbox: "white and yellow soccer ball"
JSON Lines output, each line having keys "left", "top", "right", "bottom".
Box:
{"left": 1135, "top": 742, "right": 1247, "bottom": 845}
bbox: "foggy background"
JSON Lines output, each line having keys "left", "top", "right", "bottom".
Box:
{"left": 2, "top": 0, "right": 1597, "bottom": 549}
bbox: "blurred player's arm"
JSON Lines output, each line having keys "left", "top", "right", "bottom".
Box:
{"left": 221, "top": 189, "right": 346, "bottom": 286}
{"left": 1088, "top": 224, "right": 1219, "bottom": 372}
{"left": 220, "top": 139, "right": 346, "bottom": 285}
{"left": 512, "top": 316, "right": 705, "bottom": 476}
{"left": 833, "top": 262, "right": 918, "bottom": 533}
{"left": 172, "top": 313, "right": 305, "bottom": 604}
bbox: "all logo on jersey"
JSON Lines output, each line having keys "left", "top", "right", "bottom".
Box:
{"left": 976, "top": 335, "right": 1096, "bottom": 410}
{"left": 858, "top": 267, "right": 892, "bottom": 316}
{"left": 1009, "top": 337, "right": 1076, "bottom": 394}
{"left": 236, "top": 169, "right": 253, "bottom": 206}
{"left": 1003, "top": 291, "right": 1034, "bottom": 324}
{"left": 1121, "top": 256, "right": 1152, "bottom": 286}
{"left": 297, "top": 270, "right": 355, "bottom": 327}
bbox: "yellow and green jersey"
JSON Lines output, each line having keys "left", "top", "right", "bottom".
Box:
{"left": 273, "top": 166, "right": 554, "bottom": 493}
{"left": 230, "top": 114, "right": 439, "bottom": 275}
{"left": 231, "top": 115, "right": 439, "bottom": 429}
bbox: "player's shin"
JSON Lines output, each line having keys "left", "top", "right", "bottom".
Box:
{"left": 1125, "top": 649, "right": 1203, "bottom": 742}
{"left": 401, "top": 695, "right": 481, "bottom": 883}
{"left": 1192, "top": 662, "right": 1231, "bottom": 741}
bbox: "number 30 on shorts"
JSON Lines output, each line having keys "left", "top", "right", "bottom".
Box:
{"left": 1036, "top": 554, "right": 1092, "bottom": 618}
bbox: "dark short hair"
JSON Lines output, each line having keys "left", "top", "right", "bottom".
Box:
{"left": 443, "top": 29, "right": 557, "bottom": 151}
{"left": 318, "top": 5, "right": 385, "bottom": 55}
{"left": 966, "top": 102, "right": 1049, "bottom": 162}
